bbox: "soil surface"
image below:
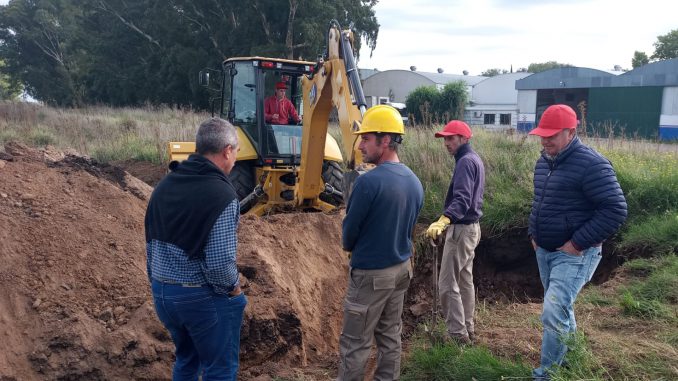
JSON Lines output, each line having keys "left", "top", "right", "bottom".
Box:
{"left": 0, "top": 142, "right": 350, "bottom": 380}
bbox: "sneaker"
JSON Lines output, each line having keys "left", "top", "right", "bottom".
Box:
{"left": 468, "top": 331, "right": 476, "bottom": 343}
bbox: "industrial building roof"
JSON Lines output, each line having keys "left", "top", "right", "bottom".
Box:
{"left": 516, "top": 58, "right": 678, "bottom": 90}
{"left": 415, "top": 71, "right": 487, "bottom": 86}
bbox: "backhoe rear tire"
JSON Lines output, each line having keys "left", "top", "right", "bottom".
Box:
{"left": 320, "top": 160, "right": 344, "bottom": 206}
{"left": 229, "top": 160, "right": 256, "bottom": 213}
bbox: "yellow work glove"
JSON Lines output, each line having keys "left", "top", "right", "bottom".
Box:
{"left": 426, "top": 215, "right": 451, "bottom": 239}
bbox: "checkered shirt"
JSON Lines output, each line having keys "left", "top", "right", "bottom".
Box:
{"left": 146, "top": 199, "right": 240, "bottom": 294}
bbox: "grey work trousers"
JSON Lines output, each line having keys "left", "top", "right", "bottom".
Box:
{"left": 337, "top": 259, "right": 412, "bottom": 381}
{"left": 439, "top": 222, "right": 480, "bottom": 338}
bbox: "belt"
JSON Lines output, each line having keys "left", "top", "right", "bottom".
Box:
{"left": 157, "top": 279, "right": 206, "bottom": 288}
{"left": 156, "top": 279, "right": 240, "bottom": 295}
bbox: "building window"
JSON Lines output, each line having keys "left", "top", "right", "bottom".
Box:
{"left": 500, "top": 113, "right": 511, "bottom": 125}
{"left": 484, "top": 114, "right": 495, "bottom": 125}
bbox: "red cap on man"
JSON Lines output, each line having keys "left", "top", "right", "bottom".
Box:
{"left": 435, "top": 120, "right": 473, "bottom": 139}
{"left": 275, "top": 81, "right": 288, "bottom": 90}
{"left": 529, "top": 104, "right": 577, "bottom": 137}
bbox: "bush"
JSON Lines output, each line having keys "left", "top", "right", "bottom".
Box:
{"left": 435, "top": 81, "right": 467, "bottom": 121}
{"left": 406, "top": 86, "right": 438, "bottom": 126}
{"left": 405, "top": 81, "right": 468, "bottom": 126}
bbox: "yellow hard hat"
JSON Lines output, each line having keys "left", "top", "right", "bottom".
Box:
{"left": 354, "top": 104, "right": 405, "bottom": 135}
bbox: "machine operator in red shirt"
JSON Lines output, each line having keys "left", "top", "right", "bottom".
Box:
{"left": 264, "top": 81, "right": 300, "bottom": 125}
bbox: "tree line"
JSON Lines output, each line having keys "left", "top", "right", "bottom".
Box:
{"left": 0, "top": 0, "right": 378, "bottom": 108}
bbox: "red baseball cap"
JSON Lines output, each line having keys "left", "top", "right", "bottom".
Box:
{"left": 529, "top": 104, "right": 577, "bottom": 137}
{"left": 275, "top": 81, "right": 288, "bottom": 90}
{"left": 435, "top": 120, "right": 472, "bottom": 139}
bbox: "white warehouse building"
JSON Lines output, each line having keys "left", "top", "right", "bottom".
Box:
{"left": 360, "top": 69, "right": 486, "bottom": 107}
{"left": 465, "top": 72, "right": 532, "bottom": 129}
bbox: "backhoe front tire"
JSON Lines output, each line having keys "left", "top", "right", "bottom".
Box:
{"left": 320, "top": 160, "right": 344, "bottom": 206}
{"left": 229, "top": 160, "right": 256, "bottom": 213}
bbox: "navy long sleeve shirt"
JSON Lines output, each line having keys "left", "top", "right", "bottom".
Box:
{"left": 342, "top": 162, "right": 424, "bottom": 269}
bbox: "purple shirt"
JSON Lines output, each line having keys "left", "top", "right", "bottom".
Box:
{"left": 443, "top": 143, "right": 485, "bottom": 224}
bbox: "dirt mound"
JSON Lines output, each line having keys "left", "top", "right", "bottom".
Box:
{"left": 237, "top": 213, "right": 347, "bottom": 377}
{"left": 0, "top": 142, "right": 349, "bottom": 380}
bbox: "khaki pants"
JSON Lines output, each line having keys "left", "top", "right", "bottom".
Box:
{"left": 439, "top": 223, "right": 480, "bottom": 337}
{"left": 337, "top": 260, "right": 412, "bottom": 381}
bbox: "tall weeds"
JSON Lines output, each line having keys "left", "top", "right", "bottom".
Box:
{"left": 0, "top": 101, "right": 208, "bottom": 164}
{"left": 2, "top": 101, "right": 676, "bottom": 255}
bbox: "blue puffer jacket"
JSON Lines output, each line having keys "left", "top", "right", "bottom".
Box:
{"left": 528, "top": 137, "right": 627, "bottom": 252}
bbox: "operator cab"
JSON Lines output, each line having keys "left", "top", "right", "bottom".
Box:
{"left": 219, "top": 57, "right": 314, "bottom": 167}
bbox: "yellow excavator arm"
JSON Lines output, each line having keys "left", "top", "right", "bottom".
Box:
{"left": 295, "top": 21, "right": 367, "bottom": 209}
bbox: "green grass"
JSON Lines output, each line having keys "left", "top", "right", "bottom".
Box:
{"left": 548, "top": 333, "right": 608, "bottom": 381}
{"left": 623, "top": 257, "right": 659, "bottom": 276}
{"left": 400, "top": 321, "right": 530, "bottom": 381}
{"left": 401, "top": 342, "right": 530, "bottom": 381}
{"left": 619, "top": 212, "right": 678, "bottom": 255}
{"left": 620, "top": 291, "right": 671, "bottom": 319}
{"left": 619, "top": 255, "right": 678, "bottom": 321}
{"left": 578, "top": 288, "right": 615, "bottom": 307}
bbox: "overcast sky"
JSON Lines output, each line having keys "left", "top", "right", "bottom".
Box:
{"left": 357, "top": 0, "right": 676, "bottom": 75}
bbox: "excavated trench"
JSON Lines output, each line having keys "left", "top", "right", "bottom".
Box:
{"left": 402, "top": 227, "right": 626, "bottom": 338}
{"left": 118, "top": 161, "right": 626, "bottom": 305}
{"left": 121, "top": 160, "right": 627, "bottom": 331}
{"left": 473, "top": 228, "right": 623, "bottom": 302}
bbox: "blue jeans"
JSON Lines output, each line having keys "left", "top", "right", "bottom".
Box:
{"left": 533, "top": 246, "right": 601, "bottom": 380}
{"left": 151, "top": 280, "right": 247, "bottom": 381}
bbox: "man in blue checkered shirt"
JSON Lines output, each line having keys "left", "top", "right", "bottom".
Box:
{"left": 145, "top": 117, "right": 246, "bottom": 381}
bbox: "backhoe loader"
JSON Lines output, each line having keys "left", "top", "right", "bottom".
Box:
{"left": 169, "top": 20, "right": 367, "bottom": 215}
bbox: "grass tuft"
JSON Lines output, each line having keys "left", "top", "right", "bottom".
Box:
{"left": 28, "top": 128, "right": 58, "bottom": 146}
{"left": 619, "top": 255, "right": 678, "bottom": 320}
{"left": 401, "top": 323, "right": 530, "bottom": 381}
{"left": 620, "top": 291, "right": 671, "bottom": 319}
{"left": 548, "top": 333, "right": 608, "bottom": 381}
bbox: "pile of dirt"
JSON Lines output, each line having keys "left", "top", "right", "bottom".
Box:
{"left": 237, "top": 213, "right": 347, "bottom": 378}
{"left": 0, "top": 142, "right": 349, "bottom": 380}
